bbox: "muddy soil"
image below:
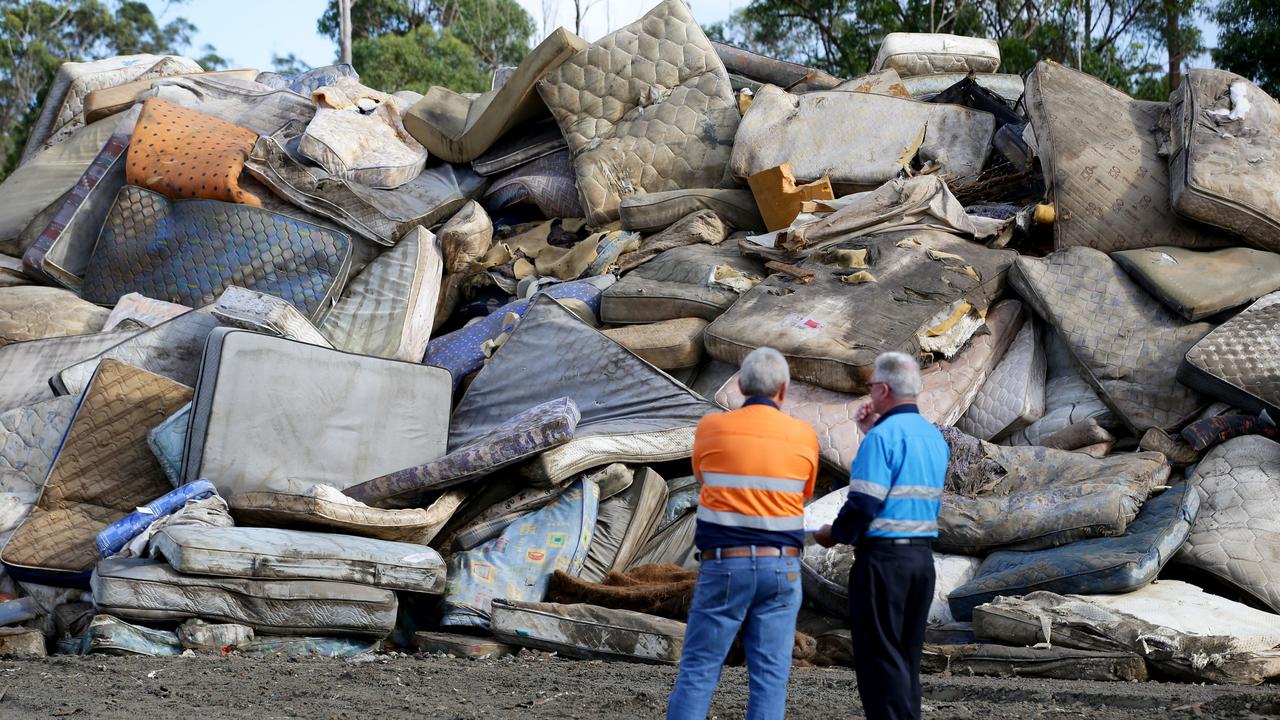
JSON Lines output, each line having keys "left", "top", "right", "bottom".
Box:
{"left": 0, "top": 653, "right": 1278, "bottom": 720}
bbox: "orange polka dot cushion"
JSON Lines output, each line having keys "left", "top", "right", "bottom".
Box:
{"left": 126, "top": 97, "right": 261, "bottom": 207}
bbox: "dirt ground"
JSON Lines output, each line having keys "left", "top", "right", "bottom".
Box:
{"left": 0, "top": 653, "right": 1278, "bottom": 720}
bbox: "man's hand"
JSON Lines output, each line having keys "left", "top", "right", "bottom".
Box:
{"left": 855, "top": 401, "right": 881, "bottom": 434}
{"left": 814, "top": 524, "right": 836, "bottom": 548}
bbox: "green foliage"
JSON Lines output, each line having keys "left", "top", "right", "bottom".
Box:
{"left": 271, "top": 52, "right": 311, "bottom": 76}
{"left": 1213, "top": 0, "right": 1280, "bottom": 95}
{"left": 352, "top": 24, "right": 489, "bottom": 95}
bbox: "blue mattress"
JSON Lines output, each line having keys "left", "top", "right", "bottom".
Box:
{"left": 95, "top": 479, "right": 217, "bottom": 558}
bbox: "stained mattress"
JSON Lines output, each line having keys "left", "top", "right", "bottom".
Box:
{"left": 149, "top": 525, "right": 446, "bottom": 594}
{"left": 344, "top": 397, "right": 580, "bottom": 510}
{"left": 731, "top": 85, "right": 995, "bottom": 190}
{"left": 183, "top": 329, "right": 451, "bottom": 496}
{"left": 0, "top": 328, "right": 138, "bottom": 413}
{"left": 602, "top": 244, "right": 763, "bottom": 325}
{"left": 1009, "top": 247, "right": 1212, "bottom": 433}
{"left": 1002, "top": 327, "right": 1115, "bottom": 446}
{"left": 601, "top": 319, "right": 708, "bottom": 370}
{"left": 1179, "top": 292, "right": 1280, "bottom": 417}
{"left": 536, "top": 0, "right": 740, "bottom": 225}
{"left": 103, "top": 294, "right": 190, "bottom": 331}
{"left": 948, "top": 481, "right": 1198, "bottom": 621}
{"left": 872, "top": 33, "right": 1000, "bottom": 77}
{"left": 705, "top": 229, "right": 1015, "bottom": 394}
{"left": 491, "top": 599, "right": 685, "bottom": 665}
{"left": 300, "top": 79, "right": 427, "bottom": 189}
{"left": 0, "top": 287, "right": 108, "bottom": 348}
{"left": 1023, "top": 60, "right": 1223, "bottom": 252}
{"left": 1, "top": 359, "right": 192, "bottom": 586}
{"left": 210, "top": 287, "right": 332, "bottom": 348}
{"left": 1112, "top": 246, "right": 1280, "bottom": 322}
{"left": 0, "top": 396, "right": 79, "bottom": 537}
{"left": 956, "top": 319, "right": 1046, "bottom": 441}
{"left": 582, "top": 468, "right": 668, "bottom": 583}
{"left": 450, "top": 296, "right": 719, "bottom": 485}
{"left": 619, "top": 188, "right": 764, "bottom": 233}
{"left": 1169, "top": 70, "right": 1280, "bottom": 252}
{"left": 126, "top": 98, "right": 260, "bottom": 206}
{"left": 481, "top": 149, "right": 583, "bottom": 219}
{"left": 91, "top": 557, "right": 397, "bottom": 637}
{"left": 229, "top": 481, "right": 459, "bottom": 545}
{"left": 1175, "top": 436, "right": 1280, "bottom": 613}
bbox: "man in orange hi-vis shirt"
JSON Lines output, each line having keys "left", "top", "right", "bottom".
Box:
{"left": 667, "top": 346, "right": 819, "bottom": 720}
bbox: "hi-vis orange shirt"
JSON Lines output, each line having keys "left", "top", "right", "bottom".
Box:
{"left": 692, "top": 397, "right": 820, "bottom": 550}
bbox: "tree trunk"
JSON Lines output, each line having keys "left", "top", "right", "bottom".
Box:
{"left": 340, "top": 0, "right": 353, "bottom": 66}
{"left": 574, "top": 0, "right": 582, "bottom": 35}
{"left": 1165, "top": 0, "right": 1182, "bottom": 91}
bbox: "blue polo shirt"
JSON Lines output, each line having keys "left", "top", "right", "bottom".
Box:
{"left": 829, "top": 404, "right": 949, "bottom": 544}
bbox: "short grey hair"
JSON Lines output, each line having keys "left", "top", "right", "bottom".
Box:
{"left": 871, "top": 352, "right": 922, "bottom": 397}
{"left": 738, "top": 347, "right": 790, "bottom": 398}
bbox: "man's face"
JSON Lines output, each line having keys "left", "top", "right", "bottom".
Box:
{"left": 868, "top": 380, "right": 891, "bottom": 414}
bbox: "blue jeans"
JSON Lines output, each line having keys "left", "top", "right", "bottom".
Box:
{"left": 667, "top": 553, "right": 802, "bottom": 720}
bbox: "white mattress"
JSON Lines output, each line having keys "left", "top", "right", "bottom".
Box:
{"left": 182, "top": 328, "right": 451, "bottom": 495}
{"left": 149, "top": 525, "right": 446, "bottom": 594}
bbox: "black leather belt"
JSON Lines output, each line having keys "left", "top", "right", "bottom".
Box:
{"left": 858, "top": 537, "right": 933, "bottom": 548}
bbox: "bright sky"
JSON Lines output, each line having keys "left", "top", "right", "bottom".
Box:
{"left": 145, "top": 0, "right": 1213, "bottom": 73}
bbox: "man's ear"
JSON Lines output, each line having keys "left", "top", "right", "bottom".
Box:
{"left": 775, "top": 383, "right": 787, "bottom": 406}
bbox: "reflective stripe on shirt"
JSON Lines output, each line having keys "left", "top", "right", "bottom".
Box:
{"left": 847, "top": 479, "right": 890, "bottom": 500}
{"left": 886, "top": 484, "right": 944, "bottom": 501}
{"left": 869, "top": 517, "right": 938, "bottom": 535}
{"left": 701, "top": 471, "right": 808, "bottom": 493}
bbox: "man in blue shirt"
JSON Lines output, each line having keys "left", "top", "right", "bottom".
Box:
{"left": 814, "top": 351, "right": 948, "bottom": 720}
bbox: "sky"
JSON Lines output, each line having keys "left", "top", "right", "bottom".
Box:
{"left": 145, "top": 0, "right": 1214, "bottom": 74}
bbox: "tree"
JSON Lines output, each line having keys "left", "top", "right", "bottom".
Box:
{"left": 1213, "top": 0, "right": 1280, "bottom": 95}
{"left": 352, "top": 24, "right": 489, "bottom": 95}
{"left": 0, "top": 0, "right": 220, "bottom": 181}
{"left": 270, "top": 52, "right": 311, "bottom": 76}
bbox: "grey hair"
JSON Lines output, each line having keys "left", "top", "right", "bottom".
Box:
{"left": 738, "top": 347, "right": 790, "bottom": 398}
{"left": 871, "top": 351, "right": 922, "bottom": 397}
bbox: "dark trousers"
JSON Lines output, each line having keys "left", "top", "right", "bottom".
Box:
{"left": 848, "top": 544, "right": 935, "bottom": 720}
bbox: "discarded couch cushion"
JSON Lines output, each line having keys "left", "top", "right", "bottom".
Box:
{"left": 872, "top": 33, "right": 1000, "bottom": 76}
{"left": 971, "top": 581, "right": 1280, "bottom": 685}
{"left": 1180, "top": 292, "right": 1280, "bottom": 417}
{"left": 731, "top": 85, "right": 995, "bottom": 191}
{"left": 91, "top": 557, "right": 398, "bottom": 637}
{"left": 956, "top": 319, "right": 1046, "bottom": 441}
{"left": 1112, "top": 246, "right": 1280, "bottom": 322}
{"left": 1023, "top": 60, "right": 1224, "bottom": 252}
{"left": 0, "top": 287, "right": 108, "bottom": 347}
{"left": 442, "top": 477, "right": 598, "bottom": 629}
{"left": 582, "top": 467, "right": 669, "bottom": 583}
{"left": 601, "top": 244, "right": 764, "bottom": 324}
{"left": 183, "top": 329, "right": 451, "bottom": 496}
{"left": 619, "top": 188, "right": 764, "bottom": 233}
{"left": 491, "top": 599, "right": 686, "bottom": 665}
{"left": 602, "top": 318, "right": 708, "bottom": 370}
{"left": 245, "top": 121, "right": 485, "bottom": 246}
{"left": 344, "top": 398, "right": 580, "bottom": 510}
{"left": 705, "top": 229, "right": 1015, "bottom": 394}
{"left": 0, "top": 328, "right": 139, "bottom": 413}
{"left": 450, "top": 296, "right": 719, "bottom": 485}
{"left": 125, "top": 98, "right": 261, "bottom": 206}
{"left": 1, "top": 359, "right": 192, "bottom": 586}
{"left": 947, "top": 481, "right": 1198, "bottom": 621}
{"left": 937, "top": 426, "right": 1170, "bottom": 556}
{"left": 1169, "top": 69, "right": 1280, "bottom": 252}
{"left": 536, "top": 0, "right": 740, "bottom": 225}
{"left": 1175, "top": 436, "right": 1280, "bottom": 613}
{"left": 228, "top": 480, "right": 458, "bottom": 545}
{"left": 320, "top": 227, "right": 442, "bottom": 362}
{"left": 1009, "top": 247, "right": 1212, "bottom": 433}
{"left": 405, "top": 27, "right": 587, "bottom": 163}
{"left": 80, "top": 185, "right": 352, "bottom": 317}
{"left": 149, "top": 525, "right": 446, "bottom": 594}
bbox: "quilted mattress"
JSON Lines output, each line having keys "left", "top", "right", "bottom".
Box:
{"left": 602, "top": 244, "right": 763, "bottom": 324}
{"left": 103, "top": 293, "right": 190, "bottom": 332}
{"left": 705, "top": 229, "right": 1015, "bottom": 394}
{"left": 1112, "top": 246, "right": 1280, "bottom": 322}
{"left": 956, "top": 319, "right": 1046, "bottom": 441}
{"left": 300, "top": 79, "right": 427, "bottom": 189}
{"left": 1180, "top": 292, "right": 1280, "bottom": 417}
{"left": 91, "top": 557, "right": 398, "bottom": 637}
{"left": 80, "top": 185, "right": 352, "bottom": 317}
{"left": 491, "top": 599, "right": 686, "bottom": 665}
{"left": 1, "top": 359, "right": 191, "bottom": 586}
{"left": 947, "top": 481, "right": 1198, "bottom": 621}
{"left": 1169, "top": 70, "right": 1280, "bottom": 251}
{"left": 872, "top": 33, "right": 1000, "bottom": 76}
{"left": 183, "top": 329, "right": 451, "bottom": 496}
{"left": 1175, "top": 436, "right": 1280, "bottom": 613}
{"left": 229, "top": 481, "right": 459, "bottom": 545}
{"left": 82, "top": 69, "right": 261, "bottom": 123}
{"left": 405, "top": 27, "right": 587, "bottom": 163}
{"left": 210, "top": 287, "right": 332, "bottom": 348}
{"left": 601, "top": 318, "right": 708, "bottom": 370}
{"left": 0, "top": 395, "right": 78, "bottom": 528}
{"left": 0, "top": 328, "right": 138, "bottom": 413}
{"left": 54, "top": 305, "right": 220, "bottom": 397}
{"left": 1009, "top": 247, "right": 1212, "bottom": 433}
{"left": 423, "top": 275, "right": 614, "bottom": 389}
{"left": 450, "top": 296, "right": 719, "bottom": 485}
{"left": 937, "top": 426, "right": 1170, "bottom": 556}
{"left": 470, "top": 116, "right": 566, "bottom": 176}
{"left": 150, "top": 525, "right": 446, "bottom": 594}
{"left": 147, "top": 402, "right": 188, "bottom": 488}
{"left": 619, "top": 188, "right": 764, "bottom": 233}
{"left": 319, "top": 227, "right": 441, "bottom": 362}
{"left": 1002, "top": 327, "right": 1115, "bottom": 446}
{"left": 444, "top": 477, "right": 598, "bottom": 629}
{"left": 246, "top": 121, "right": 485, "bottom": 246}
{"left": 256, "top": 64, "right": 359, "bottom": 94}
{"left": 1023, "top": 60, "right": 1224, "bottom": 252}
{"left": 536, "top": 0, "right": 740, "bottom": 225}
{"left": 142, "top": 74, "right": 316, "bottom": 132}
{"left": 344, "top": 397, "right": 580, "bottom": 509}
{"left": 481, "top": 149, "right": 583, "bottom": 219}
{"left": 0, "top": 287, "right": 108, "bottom": 348}
{"left": 900, "top": 73, "right": 1025, "bottom": 103}
{"left": 126, "top": 98, "right": 260, "bottom": 206}
{"left": 615, "top": 210, "right": 729, "bottom": 274}
{"left": 582, "top": 467, "right": 668, "bottom": 582}
{"left": 731, "top": 85, "right": 995, "bottom": 190}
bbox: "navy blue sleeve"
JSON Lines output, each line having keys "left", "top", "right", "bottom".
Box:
{"left": 829, "top": 433, "right": 892, "bottom": 545}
